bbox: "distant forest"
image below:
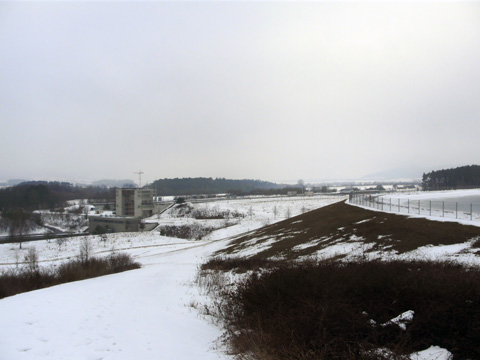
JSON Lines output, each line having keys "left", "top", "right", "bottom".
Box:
{"left": 0, "top": 178, "right": 291, "bottom": 211}
{"left": 422, "top": 165, "right": 480, "bottom": 190}
{"left": 0, "top": 182, "right": 115, "bottom": 211}
{"left": 149, "top": 178, "right": 284, "bottom": 196}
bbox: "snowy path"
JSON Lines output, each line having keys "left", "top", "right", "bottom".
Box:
{"left": 0, "top": 239, "right": 231, "bottom": 360}
{"left": 0, "top": 195, "right": 343, "bottom": 359}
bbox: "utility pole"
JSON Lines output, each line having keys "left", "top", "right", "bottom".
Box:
{"left": 134, "top": 170, "right": 144, "bottom": 188}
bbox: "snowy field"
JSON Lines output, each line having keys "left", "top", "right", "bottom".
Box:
{"left": 0, "top": 193, "right": 466, "bottom": 359}
{"left": 152, "top": 195, "right": 344, "bottom": 240}
{"left": 0, "top": 194, "right": 464, "bottom": 359}
{"left": 0, "top": 195, "right": 343, "bottom": 360}
{"left": 351, "top": 189, "right": 480, "bottom": 225}
{"left": 381, "top": 189, "right": 480, "bottom": 201}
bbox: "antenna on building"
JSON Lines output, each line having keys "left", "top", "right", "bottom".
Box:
{"left": 134, "top": 170, "right": 144, "bottom": 188}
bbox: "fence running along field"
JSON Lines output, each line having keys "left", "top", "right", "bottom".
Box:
{"left": 349, "top": 193, "right": 480, "bottom": 222}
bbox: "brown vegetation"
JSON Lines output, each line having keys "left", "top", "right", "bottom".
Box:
{"left": 201, "top": 258, "right": 480, "bottom": 360}
{"left": 200, "top": 201, "right": 480, "bottom": 359}
{"left": 0, "top": 252, "right": 140, "bottom": 299}
{"left": 215, "top": 201, "right": 480, "bottom": 259}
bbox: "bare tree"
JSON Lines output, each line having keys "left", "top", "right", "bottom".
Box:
{"left": 57, "top": 237, "right": 64, "bottom": 250}
{"left": 297, "top": 179, "right": 305, "bottom": 195}
{"left": 25, "top": 247, "right": 39, "bottom": 273}
{"left": 100, "top": 233, "right": 108, "bottom": 247}
{"left": 8, "top": 209, "right": 29, "bottom": 249}
{"left": 79, "top": 237, "right": 91, "bottom": 265}
{"left": 14, "top": 249, "right": 20, "bottom": 268}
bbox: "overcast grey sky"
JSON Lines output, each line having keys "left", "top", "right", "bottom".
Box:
{"left": 1, "top": 1, "right": 480, "bottom": 184}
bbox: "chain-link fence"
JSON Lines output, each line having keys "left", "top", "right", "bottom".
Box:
{"left": 349, "top": 193, "right": 480, "bottom": 222}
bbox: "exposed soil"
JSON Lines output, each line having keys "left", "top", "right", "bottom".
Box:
{"left": 214, "top": 201, "right": 480, "bottom": 260}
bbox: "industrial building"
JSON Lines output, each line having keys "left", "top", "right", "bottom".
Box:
{"left": 88, "top": 188, "right": 156, "bottom": 233}
{"left": 115, "top": 188, "right": 154, "bottom": 218}
{"left": 88, "top": 216, "right": 141, "bottom": 233}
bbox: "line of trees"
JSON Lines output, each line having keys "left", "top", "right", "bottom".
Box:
{"left": 0, "top": 182, "right": 115, "bottom": 212}
{"left": 422, "top": 165, "right": 480, "bottom": 190}
{"left": 149, "top": 178, "right": 283, "bottom": 196}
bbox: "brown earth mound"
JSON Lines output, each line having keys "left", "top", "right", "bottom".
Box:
{"left": 214, "top": 201, "right": 480, "bottom": 260}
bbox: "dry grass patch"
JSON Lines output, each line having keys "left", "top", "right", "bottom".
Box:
{"left": 203, "top": 259, "right": 480, "bottom": 360}
{"left": 0, "top": 252, "right": 141, "bottom": 299}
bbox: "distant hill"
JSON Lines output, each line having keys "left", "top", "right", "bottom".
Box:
{"left": 0, "top": 182, "right": 115, "bottom": 211}
{"left": 422, "top": 165, "right": 480, "bottom": 190}
{"left": 0, "top": 179, "right": 29, "bottom": 187}
{"left": 149, "top": 178, "right": 282, "bottom": 196}
{"left": 91, "top": 179, "right": 136, "bottom": 188}
{"left": 362, "top": 166, "right": 423, "bottom": 181}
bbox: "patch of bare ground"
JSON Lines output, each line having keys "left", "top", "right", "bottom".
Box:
{"left": 214, "top": 201, "right": 480, "bottom": 260}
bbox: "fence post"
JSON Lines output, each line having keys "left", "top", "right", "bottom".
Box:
{"left": 442, "top": 202, "right": 444, "bottom": 217}
{"left": 418, "top": 200, "right": 420, "bottom": 215}
{"left": 456, "top": 202, "right": 458, "bottom": 219}
{"left": 381, "top": 197, "right": 384, "bottom": 211}
{"left": 390, "top": 198, "right": 392, "bottom": 211}
{"left": 408, "top": 199, "right": 410, "bottom": 214}
{"left": 429, "top": 201, "right": 432, "bottom": 216}
{"left": 471, "top": 203, "right": 473, "bottom": 221}
{"left": 398, "top": 199, "right": 400, "bottom": 213}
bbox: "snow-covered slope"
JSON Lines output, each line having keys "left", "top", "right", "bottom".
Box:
{"left": 0, "top": 194, "right": 464, "bottom": 360}
{"left": 0, "top": 236, "right": 232, "bottom": 360}
{"left": 0, "top": 195, "right": 343, "bottom": 360}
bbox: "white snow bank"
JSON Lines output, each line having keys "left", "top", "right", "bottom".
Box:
{"left": 383, "top": 189, "right": 480, "bottom": 201}
{"left": 410, "top": 345, "right": 453, "bottom": 360}
{"left": 383, "top": 310, "right": 414, "bottom": 330}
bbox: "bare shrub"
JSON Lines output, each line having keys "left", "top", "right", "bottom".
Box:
{"left": 0, "top": 252, "right": 141, "bottom": 299}
{"left": 24, "top": 247, "right": 39, "bottom": 273}
{"left": 203, "top": 259, "right": 480, "bottom": 360}
{"left": 201, "top": 257, "right": 283, "bottom": 273}
{"left": 170, "top": 203, "right": 195, "bottom": 217}
{"left": 108, "top": 253, "right": 140, "bottom": 272}
{"left": 193, "top": 207, "right": 245, "bottom": 220}
{"left": 0, "top": 267, "right": 55, "bottom": 299}
{"left": 57, "top": 252, "right": 140, "bottom": 283}
{"left": 78, "top": 237, "right": 91, "bottom": 265}
{"left": 40, "top": 212, "right": 87, "bottom": 232}
{"left": 159, "top": 224, "right": 216, "bottom": 240}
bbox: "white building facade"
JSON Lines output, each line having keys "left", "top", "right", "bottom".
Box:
{"left": 115, "top": 188, "right": 154, "bottom": 218}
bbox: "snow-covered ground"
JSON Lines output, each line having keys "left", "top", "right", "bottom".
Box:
{"left": 0, "top": 195, "right": 343, "bottom": 360}
{"left": 152, "top": 195, "right": 344, "bottom": 240}
{"left": 381, "top": 189, "right": 480, "bottom": 201}
{"left": 0, "top": 235, "right": 232, "bottom": 360}
{"left": 0, "top": 194, "right": 459, "bottom": 359}
{"left": 350, "top": 189, "right": 480, "bottom": 225}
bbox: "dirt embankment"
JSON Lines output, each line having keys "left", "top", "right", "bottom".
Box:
{"left": 214, "top": 201, "right": 480, "bottom": 260}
